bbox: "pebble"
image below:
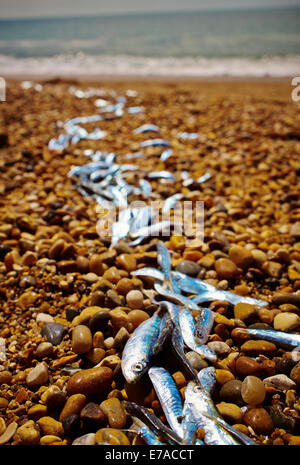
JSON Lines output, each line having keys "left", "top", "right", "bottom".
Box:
{"left": 128, "top": 310, "right": 150, "bottom": 329}
{"left": 219, "top": 380, "right": 243, "bottom": 405}
{"left": 59, "top": 394, "right": 86, "bottom": 422}
{"left": 65, "top": 307, "right": 81, "bottom": 322}
{"left": 13, "top": 420, "right": 40, "bottom": 445}
{"left": 235, "top": 356, "right": 263, "bottom": 377}
{"left": 116, "top": 253, "right": 137, "bottom": 272}
{"left": 229, "top": 245, "right": 253, "bottom": 269}
{"left": 126, "top": 290, "right": 144, "bottom": 309}
{"left": 175, "top": 260, "right": 201, "bottom": 277}
{"left": 0, "top": 422, "right": 18, "bottom": 445}
{"left": 76, "top": 256, "right": 90, "bottom": 273}
{"left": 45, "top": 390, "right": 67, "bottom": 411}
{"left": 263, "top": 374, "right": 297, "bottom": 390}
{"left": 113, "top": 327, "right": 130, "bottom": 350}
{"left": 72, "top": 325, "right": 93, "bottom": 354}
{"left": 0, "top": 418, "right": 6, "bottom": 436}
{"left": 90, "top": 290, "right": 105, "bottom": 307}
{"left": 100, "top": 398, "right": 127, "bottom": 429}
{"left": 26, "top": 362, "right": 49, "bottom": 387}
{"left": 37, "top": 416, "right": 64, "bottom": 437}
{"left": 72, "top": 433, "right": 96, "bottom": 445}
{"left": 215, "top": 369, "right": 235, "bottom": 385}
{"left": 243, "top": 407, "right": 274, "bottom": 435}
{"left": 80, "top": 402, "right": 106, "bottom": 431}
{"left": 269, "top": 404, "right": 296, "bottom": 433}
{"left": 36, "top": 313, "right": 54, "bottom": 324}
{"left": 115, "top": 278, "right": 135, "bottom": 296}
{"left": 89, "top": 254, "right": 104, "bottom": 275}
{"left": 241, "top": 376, "right": 266, "bottom": 405}
{"left": 241, "top": 340, "right": 277, "bottom": 357}
{"left": 273, "top": 312, "right": 300, "bottom": 332}
{"left": 40, "top": 435, "right": 64, "bottom": 445}
{"left": 71, "top": 306, "right": 106, "bottom": 327}
{"left": 272, "top": 293, "right": 300, "bottom": 308}
{"left": 207, "top": 341, "right": 231, "bottom": 355}
{"left": 233, "top": 303, "right": 257, "bottom": 322}
{"left": 89, "top": 310, "right": 110, "bottom": 334}
{"left": 290, "top": 362, "right": 300, "bottom": 387}
{"left": 41, "top": 322, "right": 66, "bottom": 346}
{"left": 95, "top": 428, "right": 130, "bottom": 445}
{"left": 186, "top": 352, "right": 208, "bottom": 371}
{"left": 35, "top": 342, "right": 54, "bottom": 359}
{"left": 62, "top": 414, "right": 82, "bottom": 437}
{"left": 109, "top": 308, "right": 131, "bottom": 331}
{"left": 85, "top": 348, "right": 106, "bottom": 364}
{"left": 214, "top": 258, "right": 239, "bottom": 280}
{"left": 216, "top": 402, "right": 243, "bottom": 424}
{"left": 66, "top": 366, "right": 113, "bottom": 397}
{"left": 0, "top": 370, "right": 12, "bottom": 385}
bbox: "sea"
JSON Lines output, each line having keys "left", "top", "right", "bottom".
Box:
{"left": 1, "top": 7, "right": 300, "bottom": 78}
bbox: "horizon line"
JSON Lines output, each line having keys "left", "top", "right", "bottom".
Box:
{"left": 1, "top": 4, "right": 300, "bottom": 21}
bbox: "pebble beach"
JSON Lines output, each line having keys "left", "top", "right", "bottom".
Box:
{"left": 0, "top": 77, "right": 300, "bottom": 446}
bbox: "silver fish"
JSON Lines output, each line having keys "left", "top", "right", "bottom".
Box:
{"left": 172, "top": 271, "right": 268, "bottom": 307}
{"left": 157, "top": 241, "right": 181, "bottom": 293}
{"left": 181, "top": 403, "right": 205, "bottom": 445}
{"left": 197, "top": 172, "right": 211, "bottom": 184}
{"left": 194, "top": 307, "right": 215, "bottom": 345}
{"left": 140, "top": 139, "right": 170, "bottom": 148}
{"left": 171, "top": 326, "right": 199, "bottom": 381}
{"left": 123, "top": 401, "right": 183, "bottom": 445}
{"left": 197, "top": 367, "right": 217, "bottom": 393}
{"left": 139, "top": 179, "right": 152, "bottom": 197}
{"left": 162, "top": 193, "right": 184, "bottom": 214}
{"left": 202, "top": 413, "right": 257, "bottom": 446}
{"left": 178, "top": 132, "right": 199, "bottom": 140}
{"left": 121, "top": 311, "right": 162, "bottom": 383}
{"left": 131, "top": 267, "right": 165, "bottom": 282}
{"left": 160, "top": 149, "right": 173, "bottom": 161}
{"left": 154, "top": 283, "right": 200, "bottom": 311}
{"left": 148, "top": 367, "right": 184, "bottom": 438}
{"left": 178, "top": 307, "right": 217, "bottom": 363}
{"left": 148, "top": 171, "right": 175, "bottom": 181}
{"left": 133, "top": 124, "right": 159, "bottom": 134}
{"left": 137, "top": 425, "right": 167, "bottom": 445}
{"left": 241, "top": 328, "right": 300, "bottom": 349}
{"left": 184, "top": 381, "right": 238, "bottom": 445}
{"left": 130, "top": 221, "right": 181, "bottom": 239}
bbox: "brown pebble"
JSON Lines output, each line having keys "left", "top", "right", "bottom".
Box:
{"left": 66, "top": 367, "right": 113, "bottom": 397}
{"left": 59, "top": 394, "right": 87, "bottom": 422}
{"left": 243, "top": 407, "right": 274, "bottom": 435}
{"left": 115, "top": 278, "right": 135, "bottom": 296}
{"left": 241, "top": 376, "right": 266, "bottom": 405}
{"left": 0, "top": 370, "right": 12, "bottom": 385}
{"left": 215, "top": 258, "right": 239, "bottom": 280}
{"left": 116, "top": 254, "right": 137, "bottom": 272}
{"left": 89, "top": 254, "right": 104, "bottom": 276}
{"left": 72, "top": 325, "right": 93, "bottom": 354}
{"left": 126, "top": 290, "right": 144, "bottom": 309}
{"left": 229, "top": 245, "right": 253, "bottom": 269}
{"left": 95, "top": 428, "right": 130, "bottom": 445}
{"left": 235, "top": 356, "right": 263, "bottom": 377}
{"left": 100, "top": 398, "right": 127, "bottom": 429}
{"left": 128, "top": 310, "right": 150, "bottom": 329}
{"left": 241, "top": 340, "right": 277, "bottom": 357}
{"left": 0, "top": 422, "right": 18, "bottom": 445}
{"left": 84, "top": 348, "right": 106, "bottom": 364}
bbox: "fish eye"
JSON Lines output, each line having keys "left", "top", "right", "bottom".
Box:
{"left": 132, "top": 362, "right": 145, "bottom": 373}
{"left": 193, "top": 385, "right": 202, "bottom": 393}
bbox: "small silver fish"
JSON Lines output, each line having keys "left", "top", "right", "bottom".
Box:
{"left": 162, "top": 193, "right": 184, "bottom": 214}
{"left": 140, "top": 139, "right": 170, "bottom": 148}
{"left": 197, "top": 367, "right": 217, "bottom": 393}
{"left": 133, "top": 124, "right": 159, "bottom": 134}
{"left": 160, "top": 149, "right": 174, "bottom": 161}
{"left": 148, "top": 171, "right": 175, "bottom": 181}
{"left": 154, "top": 282, "right": 200, "bottom": 311}
{"left": 157, "top": 241, "right": 181, "bottom": 293}
{"left": 241, "top": 328, "right": 300, "bottom": 349}
{"left": 194, "top": 307, "right": 215, "bottom": 345}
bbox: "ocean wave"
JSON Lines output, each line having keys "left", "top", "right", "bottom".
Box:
{"left": 1, "top": 53, "right": 300, "bottom": 78}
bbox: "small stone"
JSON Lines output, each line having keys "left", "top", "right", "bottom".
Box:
{"left": 186, "top": 352, "right": 208, "bottom": 371}
{"left": 219, "top": 380, "right": 243, "bottom": 405}
{"left": 273, "top": 313, "right": 300, "bottom": 332}
{"left": 251, "top": 249, "right": 267, "bottom": 267}
{"left": 216, "top": 402, "right": 243, "bottom": 424}
{"left": 270, "top": 404, "right": 296, "bottom": 433}
{"left": 84, "top": 272, "right": 99, "bottom": 283}
{"left": 241, "top": 340, "right": 277, "bottom": 357}
{"left": 21, "top": 251, "right": 37, "bottom": 266}
{"left": 36, "top": 313, "right": 54, "bottom": 324}
{"left": 262, "top": 261, "right": 283, "bottom": 278}
{"left": 215, "top": 369, "right": 235, "bottom": 385}
{"left": 93, "top": 331, "right": 105, "bottom": 349}
{"left": 290, "top": 362, "right": 300, "bottom": 387}
{"left": 106, "top": 289, "right": 123, "bottom": 307}
{"left": 126, "top": 290, "right": 144, "bottom": 309}
{"left": 89, "top": 254, "right": 104, "bottom": 275}
{"left": 233, "top": 303, "right": 257, "bottom": 322}
{"left": 57, "top": 260, "right": 77, "bottom": 273}
{"left": 13, "top": 420, "right": 40, "bottom": 445}
{"left": 40, "top": 435, "right": 64, "bottom": 445}
{"left": 116, "top": 253, "right": 137, "bottom": 272}
{"left": 26, "top": 363, "right": 49, "bottom": 387}
{"left": 72, "top": 433, "right": 96, "bottom": 445}
{"left": 0, "top": 422, "right": 18, "bottom": 445}
{"left": 113, "top": 327, "right": 130, "bottom": 350}
{"left": 59, "top": 394, "right": 86, "bottom": 422}
{"left": 80, "top": 402, "right": 106, "bottom": 431}
{"left": 35, "top": 342, "right": 54, "bottom": 359}
{"left": 272, "top": 293, "right": 300, "bottom": 308}
{"left": 72, "top": 325, "right": 93, "bottom": 354}
{"left": 229, "top": 245, "right": 253, "bottom": 269}
{"left": 49, "top": 239, "right": 65, "bottom": 260}
{"left": 37, "top": 416, "right": 64, "bottom": 437}
{"left": 0, "top": 398, "right": 8, "bottom": 409}
{"left": 207, "top": 341, "right": 231, "bottom": 355}
{"left": 89, "top": 310, "right": 110, "bottom": 334}
{"left": 76, "top": 256, "right": 90, "bottom": 273}
{"left": 0, "top": 370, "right": 12, "bottom": 385}
{"left": 215, "top": 258, "right": 239, "bottom": 280}
{"left": 243, "top": 407, "right": 274, "bottom": 435}
{"left": 128, "top": 310, "right": 150, "bottom": 329}
{"left": 85, "top": 348, "right": 106, "bottom": 364}
{"left": 109, "top": 308, "right": 131, "bottom": 331}
{"left": 103, "top": 266, "right": 122, "bottom": 283}
{"left": 100, "top": 398, "right": 127, "bottom": 429}
{"left": 263, "top": 374, "right": 297, "bottom": 390}
{"left": 241, "top": 376, "right": 266, "bottom": 405}
{"left": 65, "top": 307, "right": 81, "bottom": 322}
{"left": 0, "top": 418, "right": 6, "bottom": 436}
{"left": 28, "top": 404, "right": 48, "bottom": 421}
{"left": 95, "top": 428, "right": 130, "bottom": 445}
{"left": 175, "top": 260, "right": 201, "bottom": 277}
{"left": 235, "top": 356, "right": 263, "bottom": 377}
{"left": 66, "top": 367, "right": 113, "bottom": 397}
{"left": 62, "top": 414, "right": 82, "bottom": 437}
{"left": 71, "top": 306, "right": 106, "bottom": 327}
{"left": 90, "top": 291, "right": 105, "bottom": 307}
{"left": 41, "top": 322, "right": 66, "bottom": 346}
{"left": 115, "top": 278, "right": 135, "bottom": 296}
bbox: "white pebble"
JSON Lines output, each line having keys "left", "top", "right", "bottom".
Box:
{"left": 263, "top": 374, "right": 296, "bottom": 390}
{"left": 26, "top": 363, "right": 49, "bottom": 387}
{"left": 207, "top": 341, "right": 231, "bottom": 355}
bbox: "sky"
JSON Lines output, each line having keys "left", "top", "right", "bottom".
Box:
{"left": 1, "top": 0, "right": 300, "bottom": 18}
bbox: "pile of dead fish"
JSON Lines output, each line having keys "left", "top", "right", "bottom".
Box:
{"left": 47, "top": 86, "right": 300, "bottom": 446}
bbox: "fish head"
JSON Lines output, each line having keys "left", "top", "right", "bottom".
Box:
{"left": 121, "top": 355, "right": 148, "bottom": 383}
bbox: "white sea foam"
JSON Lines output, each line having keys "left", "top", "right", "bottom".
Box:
{"left": 1, "top": 53, "right": 300, "bottom": 78}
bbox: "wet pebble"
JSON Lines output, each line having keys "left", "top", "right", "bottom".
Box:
{"left": 216, "top": 402, "right": 243, "bottom": 424}
{"left": 270, "top": 404, "right": 296, "bottom": 433}
{"left": 59, "top": 394, "right": 86, "bottom": 422}
{"left": 66, "top": 366, "right": 113, "bottom": 397}
{"left": 229, "top": 245, "right": 253, "bottom": 269}
{"left": 290, "top": 361, "right": 300, "bottom": 387}
{"left": 26, "top": 362, "right": 49, "bottom": 388}
{"left": 100, "top": 398, "right": 127, "bottom": 429}
{"left": 13, "top": 420, "right": 40, "bottom": 445}
{"left": 37, "top": 416, "right": 64, "bottom": 437}
{"left": 235, "top": 356, "right": 263, "bottom": 377}
{"left": 80, "top": 402, "right": 106, "bottom": 431}
{"left": 243, "top": 407, "right": 274, "bottom": 435}
{"left": 72, "top": 325, "right": 93, "bottom": 354}
{"left": 263, "top": 374, "right": 297, "bottom": 390}
{"left": 273, "top": 312, "right": 300, "bottom": 332}
{"left": 175, "top": 260, "right": 201, "bottom": 277}
{"left": 215, "top": 258, "right": 239, "bottom": 280}
{"left": 126, "top": 290, "right": 144, "bottom": 309}
{"left": 95, "top": 428, "right": 130, "bottom": 445}
{"left": 241, "top": 376, "right": 266, "bottom": 405}
{"left": 128, "top": 310, "right": 150, "bottom": 329}
{"left": 207, "top": 341, "right": 231, "bottom": 355}
{"left": 186, "top": 351, "right": 208, "bottom": 371}
{"left": 89, "top": 310, "right": 110, "bottom": 334}
{"left": 233, "top": 303, "right": 257, "bottom": 322}
{"left": 62, "top": 414, "right": 82, "bottom": 437}
{"left": 219, "top": 380, "right": 243, "bottom": 405}
{"left": 240, "top": 340, "right": 277, "bottom": 357}
{"left": 41, "top": 322, "right": 66, "bottom": 346}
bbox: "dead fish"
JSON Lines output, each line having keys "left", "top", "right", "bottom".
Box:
{"left": 133, "top": 124, "right": 160, "bottom": 134}
{"left": 140, "top": 139, "right": 170, "bottom": 148}
{"left": 154, "top": 282, "right": 200, "bottom": 311}
{"left": 160, "top": 149, "right": 174, "bottom": 161}
{"left": 162, "top": 193, "right": 184, "bottom": 214}
{"left": 130, "top": 221, "right": 182, "bottom": 239}
{"left": 194, "top": 307, "right": 215, "bottom": 345}
{"left": 178, "top": 132, "right": 199, "bottom": 140}
{"left": 196, "top": 172, "right": 211, "bottom": 184}
{"left": 139, "top": 179, "right": 152, "bottom": 197}
{"left": 148, "top": 171, "right": 175, "bottom": 181}
{"left": 237, "top": 328, "right": 300, "bottom": 349}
